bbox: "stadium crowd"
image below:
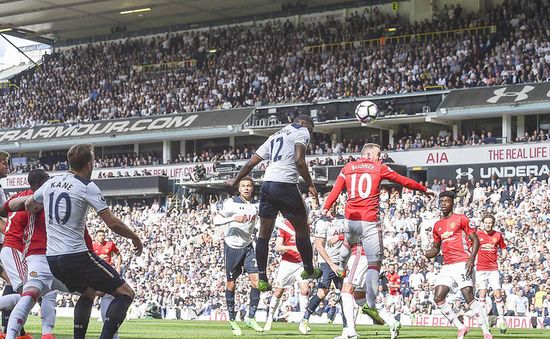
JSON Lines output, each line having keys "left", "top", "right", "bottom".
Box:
{"left": 68, "top": 173, "right": 550, "bottom": 327}
{"left": 7, "top": 127, "right": 548, "bottom": 174}
{"left": 0, "top": 0, "right": 549, "bottom": 129}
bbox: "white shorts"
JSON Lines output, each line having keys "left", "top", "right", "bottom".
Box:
{"left": 344, "top": 254, "right": 368, "bottom": 288}
{"left": 0, "top": 246, "right": 26, "bottom": 290}
{"left": 386, "top": 294, "right": 402, "bottom": 307}
{"left": 346, "top": 220, "right": 382, "bottom": 262}
{"left": 436, "top": 262, "right": 473, "bottom": 290}
{"left": 273, "top": 260, "right": 303, "bottom": 288}
{"left": 26, "top": 255, "right": 68, "bottom": 293}
{"left": 475, "top": 270, "right": 501, "bottom": 291}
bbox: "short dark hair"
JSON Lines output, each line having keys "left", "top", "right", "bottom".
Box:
{"left": 439, "top": 191, "right": 456, "bottom": 200}
{"left": 0, "top": 151, "right": 10, "bottom": 162}
{"left": 96, "top": 230, "right": 105, "bottom": 235}
{"left": 482, "top": 214, "right": 495, "bottom": 223}
{"left": 28, "top": 169, "right": 49, "bottom": 190}
{"left": 294, "top": 114, "right": 314, "bottom": 127}
{"left": 67, "top": 144, "right": 94, "bottom": 171}
{"left": 239, "top": 176, "right": 254, "bottom": 185}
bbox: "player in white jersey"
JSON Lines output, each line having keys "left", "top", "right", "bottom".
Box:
{"left": 226, "top": 115, "right": 320, "bottom": 292}
{"left": 25, "top": 144, "right": 143, "bottom": 339}
{"left": 213, "top": 176, "right": 263, "bottom": 336}
{"left": 299, "top": 207, "right": 347, "bottom": 334}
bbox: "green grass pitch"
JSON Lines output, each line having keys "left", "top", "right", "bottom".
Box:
{"left": 21, "top": 317, "right": 548, "bottom": 338}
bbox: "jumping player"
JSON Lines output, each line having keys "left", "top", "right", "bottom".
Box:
{"left": 476, "top": 214, "right": 508, "bottom": 333}
{"left": 213, "top": 176, "right": 263, "bottom": 335}
{"left": 264, "top": 218, "right": 309, "bottom": 331}
{"left": 25, "top": 144, "right": 143, "bottom": 339}
{"left": 323, "top": 143, "right": 433, "bottom": 322}
{"left": 299, "top": 205, "right": 346, "bottom": 335}
{"left": 226, "top": 115, "right": 321, "bottom": 292}
{"left": 424, "top": 191, "right": 492, "bottom": 339}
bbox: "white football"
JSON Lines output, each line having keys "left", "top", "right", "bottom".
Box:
{"left": 355, "top": 100, "right": 379, "bottom": 123}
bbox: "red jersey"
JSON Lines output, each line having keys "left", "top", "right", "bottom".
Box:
{"left": 4, "top": 191, "right": 92, "bottom": 257}
{"left": 387, "top": 272, "right": 401, "bottom": 296}
{"left": 93, "top": 241, "right": 120, "bottom": 266}
{"left": 324, "top": 159, "right": 426, "bottom": 221}
{"left": 3, "top": 190, "right": 33, "bottom": 252}
{"left": 433, "top": 214, "right": 475, "bottom": 265}
{"left": 277, "top": 220, "right": 301, "bottom": 263}
{"left": 476, "top": 229, "right": 506, "bottom": 271}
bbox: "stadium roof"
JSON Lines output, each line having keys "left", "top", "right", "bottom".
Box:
{"left": 0, "top": 0, "right": 360, "bottom": 45}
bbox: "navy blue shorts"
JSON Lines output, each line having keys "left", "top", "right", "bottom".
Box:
{"left": 318, "top": 262, "right": 344, "bottom": 290}
{"left": 224, "top": 242, "right": 258, "bottom": 281}
{"left": 47, "top": 251, "right": 125, "bottom": 294}
{"left": 259, "top": 181, "right": 307, "bottom": 221}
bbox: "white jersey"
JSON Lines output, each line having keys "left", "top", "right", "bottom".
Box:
{"left": 216, "top": 196, "right": 259, "bottom": 249}
{"left": 313, "top": 216, "right": 346, "bottom": 264}
{"left": 33, "top": 172, "right": 109, "bottom": 256}
{"left": 255, "top": 123, "right": 310, "bottom": 183}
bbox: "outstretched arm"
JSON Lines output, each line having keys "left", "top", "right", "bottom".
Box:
{"left": 381, "top": 165, "right": 434, "bottom": 197}
{"left": 322, "top": 173, "right": 346, "bottom": 214}
{"left": 225, "top": 154, "right": 263, "bottom": 187}
{"left": 1, "top": 196, "right": 32, "bottom": 217}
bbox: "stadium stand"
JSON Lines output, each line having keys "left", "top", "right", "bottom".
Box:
{"left": 0, "top": 0, "right": 549, "bottom": 129}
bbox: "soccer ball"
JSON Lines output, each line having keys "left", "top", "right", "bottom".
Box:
{"left": 355, "top": 100, "right": 379, "bottom": 123}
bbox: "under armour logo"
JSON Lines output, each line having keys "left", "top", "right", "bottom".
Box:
{"left": 455, "top": 168, "right": 474, "bottom": 180}
{"left": 487, "top": 85, "right": 534, "bottom": 103}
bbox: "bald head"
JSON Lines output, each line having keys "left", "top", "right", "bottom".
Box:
{"left": 361, "top": 143, "right": 381, "bottom": 161}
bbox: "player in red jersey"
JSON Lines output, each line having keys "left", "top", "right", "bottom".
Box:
{"left": 93, "top": 230, "right": 122, "bottom": 273}
{"left": 385, "top": 264, "right": 402, "bottom": 316}
{"left": 475, "top": 214, "right": 508, "bottom": 334}
{"left": 0, "top": 170, "right": 58, "bottom": 339}
{"left": 323, "top": 143, "right": 433, "bottom": 324}
{"left": 93, "top": 230, "right": 122, "bottom": 339}
{"left": 425, "top": 191, "right": 492, "bottom": 339}
{"left": 264, "top": 218, "right": 309, "bottom": 331}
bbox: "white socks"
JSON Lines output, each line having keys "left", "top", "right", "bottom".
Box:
{"left": 437, "top": 301, "right": 465, "bottom": 330}
{"left": 365, "top": 269, "right": 379, "bottom": 308}
{"left": 41, "top": 290, "right": 57, "bottom": 334}
{"left": 470, "top": 300, "right": 491, "bottom": 335}
{"left": 299, "top": 294, "right": 308, "bottom": 314}
{"left": 6, "top": 295, "right": 35, "bottom": 339}
{"left": 267, "top": 297, "right": 281, "bottom": 321}
{"left": 0, "top": 294, "right": 20, "bottom": 311}
{"left": 495, "top": 298, "right": 505, "bottom": 322}
{"left": 100, "top": 294, "right": 119, "bottom": 339}
{"left": 341, "top": 293, "right": 357, "bottom": 335}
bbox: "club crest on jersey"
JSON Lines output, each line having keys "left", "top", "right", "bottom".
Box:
{"left": 481, "top": 243, "right": 494, "bottom": 250}
{"left": 441, "top": 231, "right": 454, "bottom": 240}
{"left": 449, "top": 222, "right": 456, "bottom": 229}
{"left": 29, "top": 271, "right": 38, "bottom": 277}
